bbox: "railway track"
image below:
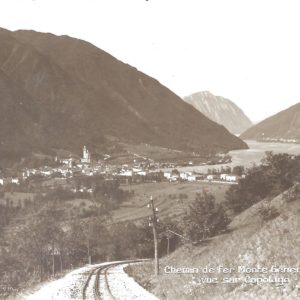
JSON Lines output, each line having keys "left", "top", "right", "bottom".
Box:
{"left": 82, "top": 260, "right": 146, "bottom": 300}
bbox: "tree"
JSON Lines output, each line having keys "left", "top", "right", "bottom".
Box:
{"left": 183, "top": 192, "right": 229, "bottom": 242}
{"left": 11, "top": 201, "right": 65, "bottom": 280}
{"left": 92, "top": 179, "right": 128, "bottom": 211}
{"left": 261, "top": 151, "right": 299, "bottom": 194}
{"left": 226, "top": 152, "right": 300, "bottom": 213}
{"left": 225, "top": 165, "right": 270, "bottom": 213}
{"left": 232, "top": 165, "right": 244, "bottom": 176}
{"left": 225, "top": 166, "right": 232, "bottom": 174}
{"left": 110, "top": 223, "right": 148, "bottom": 259}
{"left": 171, "top": 169, "right": 180, "bottom": 177}
{"left": 84, "top": 218, "right": 110, "bottom": 263}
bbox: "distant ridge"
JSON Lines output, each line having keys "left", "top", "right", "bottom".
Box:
{"left": 0, "top": 28, "right": 247, "bottom": 163}
{"left": 240, "top": 103, "right": 300, "bottom": 142}
{"left": 184, "top": 91, "right": 252, "bottom": 135}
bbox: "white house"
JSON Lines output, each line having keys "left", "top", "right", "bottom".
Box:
{"left": 40, "top": 167, "right": 54, "bottom": 176}
{"left": 61, "top": 158, "right": 74, "bottom": 168}
{"left": 24, "top": 169, "right": 38, "bottom": 178}
{"left": 187, "top": 175, "right": 196, "bottom": 182}
{"left": 180, "top": 172, "right": 192, "bottom": 180}
{"left": 82, "top": 169, "right": 93, "bottom": 176}
{"left": 119, "top": 170, "right": 133, "bottom": 177}
{"left": 220, "top": 174, "right": 227, "bottom": 180}
{"left": 180, "top": 173, "right": 188, "bottom": 180}
{"left": 207, "top": 174, "right": 214, "bottom": 180}
{"left": 11, "top": 178, "right": 20, "bottom": 185}
{"left": 58, "top": 165, "right": 73, "bottom": 177}
{"left": 0, "top": 179, "right": 3, "bottom": 185}
{"left": 137, "top": 171, "right": 146, "bottom": 176}
{"left": 225, "top": 175, "right": 237, "bottom": 182}
{"left": 169, "top": 176, "right": 179, "bottom": 182}
{"left": 163, "top": 172, "right": 171, "bottom": 179}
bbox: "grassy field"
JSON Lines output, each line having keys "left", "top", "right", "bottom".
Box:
{"left": 0, "top": 181, "right": 229, "bottom": 224}
{"left": 113, "top": 181, "right": 229, "bottom": 223}
{"left": 126, "top": 185, "right": 300, "bottom": 299}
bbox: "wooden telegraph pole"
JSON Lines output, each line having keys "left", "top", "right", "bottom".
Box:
{"left": 148, "top": 196, "right": 159, "bottom": 276}
{"left": 166, "top": 230, "right": 172, "bottom": 256}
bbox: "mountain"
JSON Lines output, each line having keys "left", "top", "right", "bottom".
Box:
{"left": 0, "top": 28, "right": 247, "bottom": 162}
{"left": 183, "top": 91, "right": 252, "bottom": 135}
{"left": 240, "top": 103, "right": 300, "bottom": 142}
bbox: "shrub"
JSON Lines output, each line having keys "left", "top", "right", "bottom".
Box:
{"left": 183, "top": 191, "right": 230, "bottom": 242}
{"left": 257, "top": 203, "right": 280, "bottom": 222}
{"left": 283, "top": 183, "right": 300, "bottom": 203}
{"left": 225, "top": 152, "right": 300, "bottom": 214}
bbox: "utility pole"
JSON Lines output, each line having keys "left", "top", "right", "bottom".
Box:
{"left": 167, "top": 236, "right": 170, "bottom": 256}
{"left": 52, "top": 241, "right": 55, "bottom": 277}
{"left": 148, "top": 196, "right": 159, "bottom": 275}
{"left": 87, "top": 221, "right": 92, "bottom": 264}
{"left": 165, "top": 230, "right": 173, "bottom": 256}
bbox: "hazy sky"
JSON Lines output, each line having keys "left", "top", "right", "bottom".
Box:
{"left": 1, "top": 0, "right": 300, "bottom": 122}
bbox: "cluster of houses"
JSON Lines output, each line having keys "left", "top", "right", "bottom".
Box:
{"left": 0, "top": 146, "right": 104, "bottom": 186}
{"left": 259, "top": 136, "right": 300, "bottom": 144}
{"left": 22, "top": 161, "right": 107, "bottom": 180}
{"left": 210, "top": 173, "right": 242, "bottom": 182}
{"left": 164, "top": 171, "right": 198, "bottom": 182}
{"left": 0, "top": 177, "right": 20, "bottom": 186}
{"left": 0, "top": 146, "right": 153, "bottom": 187}
{"left": 0, "top": 146, "right": 244, "bottom": 188}
{"left": 163, "top": 170, "right": 242, "bottom": 183}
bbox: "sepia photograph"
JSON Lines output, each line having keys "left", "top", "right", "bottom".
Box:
{"left": 0, "top": 0, "right": 300, "bottom": 299}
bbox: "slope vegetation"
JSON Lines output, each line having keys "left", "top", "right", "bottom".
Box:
{"left": 131, "top": 184, "right": 300, "bottom": 299}
{"left": 128, "top": 153, "right": 300, "bottom": 299}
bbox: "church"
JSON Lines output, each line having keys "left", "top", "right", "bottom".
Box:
{"left": 81, "top": 145, "right": 91, "bottom": 163}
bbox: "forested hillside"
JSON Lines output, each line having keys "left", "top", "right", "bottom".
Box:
{"left": 0, "top": 28, "right": 247, "bottom": 166}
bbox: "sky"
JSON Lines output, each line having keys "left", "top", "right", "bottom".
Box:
{"left": 0, "top": 0, "right": 300, "bottom": 122}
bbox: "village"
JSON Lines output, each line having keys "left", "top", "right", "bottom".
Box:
{"left": 258, "top": 134, "right": 300, "bottom": 144}
{"left": 0, "top": 146, "right": 243, "bottom": 193}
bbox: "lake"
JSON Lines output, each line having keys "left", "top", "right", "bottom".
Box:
{"left": 160, "top": 140, "right": 300, "bottom": 173}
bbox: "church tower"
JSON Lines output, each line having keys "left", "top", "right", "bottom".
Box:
{"left": 81, "top": 145, "right": 91, "bottom": 163}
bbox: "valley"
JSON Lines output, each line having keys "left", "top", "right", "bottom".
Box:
{"left": 0, "top": 18, "right": 299, "bottom": 300}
